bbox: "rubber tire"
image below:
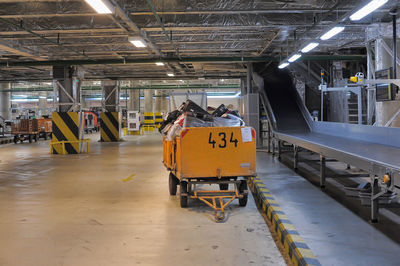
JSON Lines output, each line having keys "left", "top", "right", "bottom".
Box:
{"left": 44, "top": 133, "right": 48, "bottom": 140}
{"left": 238, "top": 180, "right": 248, "bottom": 207}
{"left": 219, "top": 183, "right": 229, "bottom": 190}
{"left": 180, "top": 181, "right": 188, "bottom": 208}
{"left": 28, "top": 135, "right": 33, "bottom": 143}
{"left": 13, "top": 136, "right": 17, "bottom": 144}
{"left": 34, "top": 134, "right": 38, "bottom": 142}
{"left": 169, "top": 173, "right": 178, "bottom": 196}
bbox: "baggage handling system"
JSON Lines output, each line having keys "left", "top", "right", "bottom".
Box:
{"left": 37, "top": 118, "right": 52, "bottom": 140}
{"left": 11, "top": 118, "right": 39, "bottom": 143}
{"left": 258, "top": 69, "right": 400, "bottom": 223}
{"left": 163, "top": 126, "right": 256, "bottom": 221}
{"left": 161, "top": 99, "right": 256, "bottom": 221}
{"left": 84, "top": 111, "right": 99, "bottom": 133}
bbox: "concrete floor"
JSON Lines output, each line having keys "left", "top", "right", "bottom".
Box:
{"left": 0, "top": 134, "right": 284, "bottom": 266}
{"left": 257, "top": 151, "right": 400, "bottom": 266}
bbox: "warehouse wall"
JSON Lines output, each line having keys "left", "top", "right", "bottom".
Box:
{"left": 207, "top": 98, "right": 240, "bottom": 110}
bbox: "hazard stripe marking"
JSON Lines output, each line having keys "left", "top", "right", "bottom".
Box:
{"left": 248, "top": 177, "right": 321, "bottom": 266}
{"left": 100, "top": 112, "right": 120, "bottom": 142}
{"left": 51, "top": 112, "right": 80, "bottom": 154}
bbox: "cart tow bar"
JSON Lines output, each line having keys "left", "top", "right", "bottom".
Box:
{"left": 215, "top": 211, "right": 225, "bottom": 223}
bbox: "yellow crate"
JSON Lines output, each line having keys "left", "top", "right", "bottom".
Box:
{"left": 164, "top": 127, "right": 256, "bottom": 179}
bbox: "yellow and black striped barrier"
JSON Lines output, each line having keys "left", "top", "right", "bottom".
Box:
{"left": 50, "top": 139, "right": 90, "bottom": 155}
{"left": 51, "top": 112, "right": 81, "bottom": 154}
{"left": 248, "top": 176, "right": 321, "bottom": 266}
{"left": 100, "top": 112, "right": 121, "bottom": 142}
{"left": 155, "top": 112, "right": 163, "bottom": 128}
{"left": 143, "top": 112, "right": 156, "bottom": 132}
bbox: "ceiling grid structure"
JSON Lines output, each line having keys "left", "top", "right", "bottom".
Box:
{"left": 0, "top": 0, "right": 397, "bottom": 81}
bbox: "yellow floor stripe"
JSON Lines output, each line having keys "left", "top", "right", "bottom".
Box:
{"left": 122, "top": 173, "right": 135, "bottom": 182}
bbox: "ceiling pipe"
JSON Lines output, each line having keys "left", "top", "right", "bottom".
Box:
{"left": 0, "top": 55, "right": 366, "bottom": 67}
{"left": 144, "top": 0, "right": 181, "bottom": 58}
{"left": 0, "top": 18, "right": 94, "bottom": 60}
{"left": 107, "top": 0, "right": 161, "bottom": 57}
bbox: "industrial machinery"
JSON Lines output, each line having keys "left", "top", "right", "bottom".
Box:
{"left": 163, "top": 126, "right": 256, "bottom": 221}
{"left": 84, "top": 111, "right": 99, "bottom": 133}
{"left": 258, "top": 70, "right": 400, "bottom": 222}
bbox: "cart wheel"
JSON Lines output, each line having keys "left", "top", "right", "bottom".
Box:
{"left": 219, "top": 184, "right": 229, "bottom": 190}
{"left": 169, "top": 173, "right": 178, "bottom": 196}
{"left": 13, "top": 136, "right": 17, "bottom": 144}
{"left": 28, "top": 135, "right": 33, "bottom": 143}
{"left": 180, "top": 181, "right": 188, "bottom": 208}
{"left": 238, "top": 180, "right": 248, "bottom": 207}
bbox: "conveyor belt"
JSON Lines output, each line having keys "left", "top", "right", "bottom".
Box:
{"left": 259, "top": 69, "right": 400, "bottom": 199}
{"left": 277, "top": 131, "right": 400, "bottom": 173}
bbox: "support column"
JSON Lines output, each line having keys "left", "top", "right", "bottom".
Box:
{"left": 371, "top": 176, "right": 380, "bottom": 223}
{"left": 100, "top": 80, "right": 121, "bottom": 142}
{"left": 320, "top": 155, "right": 326, "bottom": 189}
{"left": 154, "top": 90, "right": 163, "bottom": 128}
{"left": 0, "top": 82, "right": 11, "bottom": 120}
{"left": 128, "top": 89, "right": 140, "bottom": 111}
{"left": 160, "top": 90, "right": 169, "bottom": 113}
{"left": 375, "top": 38, "right": 400, "bottom": 126}
{"left": 102, "top": 80, "right": 119, "bottom": 112}
{"left": 293, "top": 145, "right": 299, "bottom": 170}
{"left": 143, "top": 89, "right": 155, "bottom": 131}
{"left": 53, "top": 66, "right": 76, "bottom": 112}
{"left": 51, "top": 66, "right": 85, "bottom": 154}
{"left": 247, "top": 63, "right": 253, "bottom": 93}
{"left": 38, "top": 91, "right": 48, "bottom": 117}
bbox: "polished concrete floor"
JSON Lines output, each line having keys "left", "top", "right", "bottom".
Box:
{"left": 0, "top": 134, "right": 284, "bottom": 266}
{"left": 257, "top": 152, "right": 400, "bottom": 266}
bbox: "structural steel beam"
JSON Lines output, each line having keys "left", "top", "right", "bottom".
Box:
{"left": 0, "top": 55, "right": 366, "bottom": 67}
{"left": 6, "top": 84, "right": 241, "bottom": 92}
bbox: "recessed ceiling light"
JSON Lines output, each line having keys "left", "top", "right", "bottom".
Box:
{"left": 320, "top": 26, "right": 345, "bottom": 40}
{"left": 288, "top": 54, "right": 302, "bottom": 63}
{"left": 350, "top": 0, "right": 389, "bottom": 21}
{"left": 128, "top": 36, "right": 147, "bottom": 48}
{"left": 278, "top": 62, "right": 289, "bottom": 69}
{"left": 167, "top": 73, "right": 174, "bottom": 77}
{"left": 84, "top": 0, "right": 114, "bottom": 14}
{"left": 301, "top": 42, "right": 319, "bottom": 53}
{"left": 155, "top": 62, "right": 164, "bottom": 66}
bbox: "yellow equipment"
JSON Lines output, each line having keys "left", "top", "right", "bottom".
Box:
{"left": 163, "top": 126, "right": 256, "bottom": 221}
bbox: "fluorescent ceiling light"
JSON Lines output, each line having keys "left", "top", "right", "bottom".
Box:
{"left": 278, "top": 62, "right": 289, "bottom": 69}
{"left": 350, "top": 0, "right": 388, "bottom": 21}
{"left": 301, "top": 42, "right": 319, "bottom": 53}
{"left": 167, "top": 73, "right": 174, "bottom": 77}
{"left": 155, "top": 62, "right": 164, "bottom": 66}
{"left": 128, "top": 37, "right": 147, "bottom": 48}
{"left": 84, "top": 0, "right": 114, "bottom": 14}
{"left": 207, "top": 92, "right": 241, "bottom": 99}
{"left": 320, "top": 26, "right": 345, "bottom": 40}
{"left": 288, "top": 54, "right": 302, "bottom": 63}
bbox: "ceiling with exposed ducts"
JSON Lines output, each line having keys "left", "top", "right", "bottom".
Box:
{"left": 0, "top": 0, "right": 397, "bottom": 81}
